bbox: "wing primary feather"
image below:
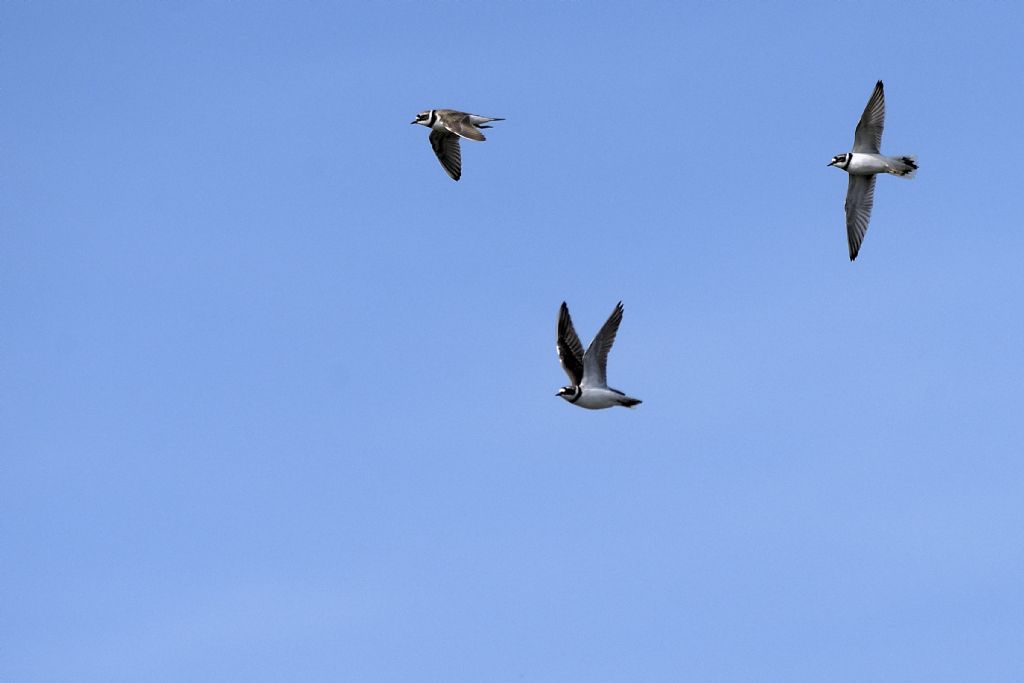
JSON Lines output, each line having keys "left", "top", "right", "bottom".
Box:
{"left": 557, "top": 302, "right": 585, "bottom": 386}
{"left": 429, "top": 130, "right": 462, "bottom": 180}
{"left": 845, "top": 174, "right": 876, "bottom": 260}
{"left": 582, "top": 301, "right": 624, "bottom": 388}
{"left": 853, "top": 80, "right": 885, "bottom": 154}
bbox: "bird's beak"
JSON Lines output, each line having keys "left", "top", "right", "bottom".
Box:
{"left": 827, "top": 160, "right": 835, "bottom": 167}
{"left": 410, "top": 120, "right": 418, "bottom": 124}
{"left": 554, "top": 391, "right": 561, "bottom": 396}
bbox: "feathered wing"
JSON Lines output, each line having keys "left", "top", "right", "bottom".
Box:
{"left": 853, "top": 80, "right": 885, "bottom": 154}
{"left": 557, "top": 302, "right": 585, "bottom": 387}
{"left": 845, "top": 174, "right": 877, "bottom": 261}
{"left": 438, "top": 110, "right": 487, "bottom": 142}
{"left": 429, "top": 130, "right": 462, "bottom": 181}
{"left": 581, "top": 302, "right": 624, "bottom": 389}
{"left": 468, "top": 114, "right": 505, "bottom": 129}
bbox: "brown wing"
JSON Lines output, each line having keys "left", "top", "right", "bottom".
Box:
{"left": 437, "top": 110, "right": 486, "bottom": 142}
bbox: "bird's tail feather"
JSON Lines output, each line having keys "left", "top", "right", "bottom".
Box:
{"left": 891, "top": 155, "right": 918, "bottom": 178}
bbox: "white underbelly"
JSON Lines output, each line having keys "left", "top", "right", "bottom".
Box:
{"left": 847, "top": 153, "right": 889, "bottom": 175}
{"left": 575, "top": 387, "right": 620, "bottom": 410}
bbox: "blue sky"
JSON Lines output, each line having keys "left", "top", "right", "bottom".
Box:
{"left": 4, "top": 2, "right": 1024, "bottom": 680}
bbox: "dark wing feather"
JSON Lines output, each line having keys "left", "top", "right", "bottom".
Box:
{"left": 557, "top": 302, "right": 585, "bottom": 386}
{"left": 429, "top": 129, "right": 462, "bottom": 181}
{"left": 845, "top": 174, "right": 876, "bottom": 261}
{"left": 852, "top": 80, "right": 885, "bottom": 154}
{"left": 582, "top": 302, "right": 624, "bottom": 388}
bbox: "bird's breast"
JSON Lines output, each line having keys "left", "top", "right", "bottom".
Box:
{"left": 847, "top": 153, "right": 889, "bottom": 175}
{"left": 573, "top": 388, "right": 619, "bottom": 410}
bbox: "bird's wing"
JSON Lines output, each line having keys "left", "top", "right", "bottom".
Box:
{"left": 468, "top": 114, "right": 504, "bottom": 128}
{"left": 852, "top": 80, "right": 885, "bottom": 154}
{"left": 845, "top": 173, "right": 877, "bottom": 261}
{"left": 429, "top": 129, "right": 462, "bottom": 180}
{"left": 557, "top": 302, "right": 586, "bottom": 387}
{"left": 581, "top": 302, "right": 624, "bottom": 389}
{"left": 438, "top": 110, "right": 487, "bottom": 142}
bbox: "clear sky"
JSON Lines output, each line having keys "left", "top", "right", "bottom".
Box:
{"left": 4, "top": 2, "right": 1024, "bottom": 681}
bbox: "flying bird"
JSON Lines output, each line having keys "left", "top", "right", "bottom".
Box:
{"left": 556, "top": 301, "right": 642, "bottom": 410}
{"left": 828, "top": 80, "right": 918, "bottom": 260}
{"left": 411, "top": 109, "right": 504, "bottom": 181}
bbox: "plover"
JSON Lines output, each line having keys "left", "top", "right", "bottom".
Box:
{"left": 828, "top": 81, "right": 918, "bottom": 260}
{"left": 556, "top": 301, "right": 642, "bottom": 410}
{"left": 411, "top": 109, "right": 504, "bottom": 181}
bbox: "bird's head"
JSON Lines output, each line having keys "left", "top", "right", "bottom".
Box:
{"left": 828, "top": 153, "right": 849, "bottom": 168}
{"left": 556, "top": 386, "right": 579, "bottom": 402}
{"left": 411, "top": 111, "right": 432, "bottom": 127}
